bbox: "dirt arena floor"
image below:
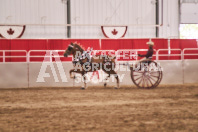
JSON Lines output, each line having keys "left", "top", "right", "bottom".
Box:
{"left": 0, "top": 85, "right": 198, "bottom": 132}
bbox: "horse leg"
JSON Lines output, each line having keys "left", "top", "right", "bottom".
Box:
{"left": 101, "top": 66, "right": 110, "bottom": 87}
{"left": 104, "top": 73, "right": 110, "bottom": 87}
{"left": 102, "top": 62, "right": 118, "bottom": 88}
{"left": 111, "top": 70, "right": 120, "bottom": 89}
{"left": 69, "top": 69, "right": 76, "bottom": 78}
{"left": 81, "top": 72, "right": 87, "bottom": 90}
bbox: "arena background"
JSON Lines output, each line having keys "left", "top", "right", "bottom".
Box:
{"left": 0, "top": 0, "right": 198, "bottom": 131}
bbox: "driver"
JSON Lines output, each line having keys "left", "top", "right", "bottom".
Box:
{"left": 138, "top": 40, "right": 154, "bottom": 62}
{"left": 131, "top": 40, "right": 154, "bottom": 69}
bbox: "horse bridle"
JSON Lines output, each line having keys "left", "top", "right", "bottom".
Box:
{"left": 69, "top": 44, "right": 74, "bottom": 48}
{"left": 68, "top": 43, "right": 82, "bottom": 60}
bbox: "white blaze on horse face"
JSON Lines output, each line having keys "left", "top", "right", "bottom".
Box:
{"left": 36, "top": 51, "right": 68, "bottom": 83}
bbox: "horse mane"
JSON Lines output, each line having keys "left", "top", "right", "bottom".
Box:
{"left": 75, "top": 43, "right": 85, "bottom": 52}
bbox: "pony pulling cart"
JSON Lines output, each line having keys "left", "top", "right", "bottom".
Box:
{"left": 63, "top": 42, "right": 163, "bottom": 89}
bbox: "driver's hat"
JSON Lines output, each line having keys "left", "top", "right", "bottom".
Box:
{"left": 146, "top": 40, "right": 154, "bottom": 46}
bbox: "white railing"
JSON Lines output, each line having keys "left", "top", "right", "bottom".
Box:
{"left": 183, "top": 48, "right": 198, "bottom": 59}
{"left": 0, "top": 48, "right": 198, "bottom": 63}
{"left": 156, "top": 49, "right": 182, "bottom": 60}
{"left": 28, "top": 50, "right": 73, "bottom": 62}
{"left": 0, "top": 50, "right": 27, "bottom": 63}
{"left": 27, "top": 50, "right": 73, "bottom": 62}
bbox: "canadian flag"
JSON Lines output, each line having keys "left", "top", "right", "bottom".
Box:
{"left": 0, "top": 25, "right": 26, "bottom": 39}
{"left": 101, "top": 26, "right": 127, "bottom": 39}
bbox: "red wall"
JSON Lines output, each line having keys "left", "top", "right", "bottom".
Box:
{"left": 0, "top": 39, "right": 197, "bottom": 62}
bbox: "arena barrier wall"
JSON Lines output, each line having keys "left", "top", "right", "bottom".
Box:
{"left": 28, "top": 62, "right": 132, "bottom": 88}
{"left": 157, "top": 60, "right": 183, "bottom": 84}
{"left": 0, "top": 39, "right": 198, "bottom": 88}
{"left": 29, "top": 62, "right": 73, "bottom": 88}
{"left": 0, "top": 60, "right": 197, "bottom": 88}
{"left": 0, "top": 63, "right": 28, "bottom": 88}
{"left": 183, "top": 60, "right": 198, "bottom": 84}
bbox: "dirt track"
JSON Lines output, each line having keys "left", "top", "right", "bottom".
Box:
{"left": 0, "top": 85, "right": 198, "bottom": 132}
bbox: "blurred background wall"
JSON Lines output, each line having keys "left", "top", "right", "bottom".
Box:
{"left": 1, "top": 0, "right": 195, "bottom": 39}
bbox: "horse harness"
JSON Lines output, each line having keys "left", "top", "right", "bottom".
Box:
{"left": 72, "top": 47, "right": 92, "bottom": 66}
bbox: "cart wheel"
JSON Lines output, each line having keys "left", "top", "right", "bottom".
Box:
{"left": 131, "top": 61, "right": 163, "bottom": 89}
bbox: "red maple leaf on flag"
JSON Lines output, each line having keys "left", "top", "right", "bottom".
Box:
{"left": 7, "top": 28, "right": 14, "bottom": 35}
{"left": 112, "top": 29, "right": 118, "bottom": 35}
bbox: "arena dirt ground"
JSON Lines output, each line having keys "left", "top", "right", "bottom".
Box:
{"left": 0, "top": 85, "right": 198, "bottom": 132}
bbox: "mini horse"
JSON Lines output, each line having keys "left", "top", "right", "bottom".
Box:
{"left": 63, "top": 42, "right": 119, "bottom": 89}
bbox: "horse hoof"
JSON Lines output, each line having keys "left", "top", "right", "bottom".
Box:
{"left": 80, "top": 87, "right": 85, "bottom": 90}
{"left": 104, "top": 83, "right": 107, "bottom": 87}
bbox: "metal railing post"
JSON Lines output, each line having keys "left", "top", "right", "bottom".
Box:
{"left": 136, "top": 51, "right": 138, "bottom": 61}
{"left": 197, "top": 39, "right": 198, "bottom": 48}
{"left": 3, "top": 51, "right": 5, "bottom": 63}
{"left": 50, "top": 50, "right": 52, "bottom": 62}
{"left": 156, "top": 50, "right": 159, "bottom": 60}
{"left": 27, "top": 51, "right": 30, "bottom": 62}
{"left": 168, "top": 39, "right": 171, "bottom": 55}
